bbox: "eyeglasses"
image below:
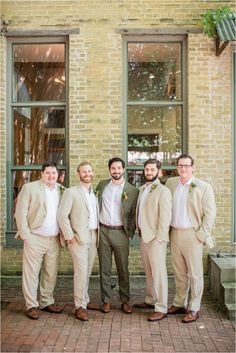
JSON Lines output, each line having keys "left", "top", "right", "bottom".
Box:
{"left": 177, "top": 164, "right": 192, "bottom": 169}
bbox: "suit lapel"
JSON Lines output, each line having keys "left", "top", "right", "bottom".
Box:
{"left": 77, "top": 185, "right": 90, "bottom": 211}
{"left": 141, "top": 180, "right": 160, "bottom": 208}
{"left": 171, "top": 178, "right": 179, "bottom": 195}
{"left": 39, "top": 180, "right": 47, "bottom": 212}
{"left": 122, "top": 181, "right": 130, "bottom": 206}
{"left": 187, "top": 176, "right": 197, "bottom": 205}
{"left": 98, "top": 179, "right": 110, "bottom": 209}
{"left": 136, "top": 184, "right": 145, "bottom": 221}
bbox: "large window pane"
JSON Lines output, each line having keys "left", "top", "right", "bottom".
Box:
{"left": 128, "top": 42, "right": 181, "bottom": 101}
{"left": 13, "top": 43, "right": 65, "bottom": 102}
{"left": 128, "top": 105, "right": 181, "bottom": 166}
{"left": 14, "top": 107, "right": 66, "bottom": 166}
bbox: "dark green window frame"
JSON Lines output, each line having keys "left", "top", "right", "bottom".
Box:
{"left": 122, "top": 35, "right": 188, "bottom": 185}
{"left": 6, "top": 36, "right": 69, "bottom": 246}
{"left": 233, "top": 46, "right": 236, "bottom": 243}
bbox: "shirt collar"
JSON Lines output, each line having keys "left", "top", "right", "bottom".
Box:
{"left": 81, "top": 183, "right": 92, "bottom": 193}
{"left": 43, "top": 183, "right": 57, "bottom": 191}
{"left": 178, "top": 177, "right": 193, "bottom": 186}
{"left": 145, "top": 179, "right": 159, "bottom": 188}
{"left": 109, "top": 179, "right": 125, "bottom": 188}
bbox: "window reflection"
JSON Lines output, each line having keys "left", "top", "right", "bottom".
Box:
{"left": 128, "top": 105, "right": 181, "bottom": 166}
{"left": 128, "top": 43, "right": 181, "bottom": 101}
{"left": 13, "top": 44, "right": 65, "bottom": 102}
{"left": 14, "top": 107, "right": 66, "bottom": 166}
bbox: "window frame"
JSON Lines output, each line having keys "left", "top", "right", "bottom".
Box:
{"left": 232, "top": 45, "right": 236, "bottom": 244}
{"left": 122, "top": 34, "right": 188, "bottom": 180}
{"left": 6, "top": 36, "right": 69, "bottom": 246}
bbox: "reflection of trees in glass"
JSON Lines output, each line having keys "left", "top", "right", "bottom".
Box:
{"left": 128, "top": 43, "right": 181, "bottom": 101}
{"left": 13, "top": 44, "right": 65, "bottom": 102}
{"left": 14, "top": 108, "right": 66, "bottom": 166}
{"left": 128, "top": 61, "right": 176, "bottom": 101}
{"left": 128, "top": 134, "right": 159, "bottom": 151}
{"left": 127, "top": 105, "right": 181, "bottom": 165}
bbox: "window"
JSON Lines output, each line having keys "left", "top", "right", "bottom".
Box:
{"left": 124, "top": 35, "right": 187, "bottom": 186}
{"left": 6, "top": 37, "right": 68, "bottom": 244}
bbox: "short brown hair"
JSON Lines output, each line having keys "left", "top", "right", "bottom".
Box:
{"left": 176, "top": 154, "right": 194, "bottom": 166}
{"left": 77, "top": 162, "right": 93, "bottom": 173}
{"left": 144, "top": 158, "right": 161, "bottom": 170}
{"left": 42, "top": 162, "right": 58, "bottom": 172}
{"left": 108, "top": 157, "right": 125, "bottom": 169}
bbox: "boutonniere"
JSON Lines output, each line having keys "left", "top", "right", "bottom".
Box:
{"left": 150, "top": 183, "right": 158, "bottom": 193}
{"left": 189, "top": 182, "right": 197, "bottom": 193}
{"left": 58, "top": 185, "right": 65, "bottom": 196}
{"left": 122, "top": 191, "right": 128, "bottom": 201}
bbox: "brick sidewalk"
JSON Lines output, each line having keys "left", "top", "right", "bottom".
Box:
{"left": 1, "top": 277, "right": 235, "bottom": 353}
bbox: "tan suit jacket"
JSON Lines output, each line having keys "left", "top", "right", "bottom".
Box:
{"left": 15, "top": 179, "right": 65, "bottom": 246}
{"left": 57, "top": 185, "right": 99, "bottom": 247}
{"left": 165, "top": 176, "right": 216, "bottom": 247}
{"left": 136, "top": 180, "right": 172, "bottom": 243}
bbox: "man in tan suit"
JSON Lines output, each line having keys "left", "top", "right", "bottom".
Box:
{"left": 58, "top": 162, "right": 99, "bottom": 321}
{"left": 15, "top": 162, "right": 65, "bottom": 320}
{"left": 166, "top": 154, "right": 216, "bottom": 323}
{"left": 134, "top": 159, "right": 172, "bottom": 321}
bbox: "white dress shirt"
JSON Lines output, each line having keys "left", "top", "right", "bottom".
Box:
{"left": 171, "top": 178, "right": 193, "bottom": 229}
{"left": 99, "top": 180, "right": 125, "bottom": 226}
{"left": 34, "top": 184, "right": 60, "bottom": 236}
{"left": 82, "top": 185, "right": 98, "bottom": 230}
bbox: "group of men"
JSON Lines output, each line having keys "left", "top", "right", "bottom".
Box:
{"left": 15, "top": 154, "right": 216, "bottom": 324}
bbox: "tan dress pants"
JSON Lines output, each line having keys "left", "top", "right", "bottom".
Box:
{"left": 141, "top": 238, "right": 168, "bottom": 313}
{"left": 23, "top": 233, "right": 60, "bottom": 310}
{"left": 170, "top": 227, "right": 203, "bottom": 312}
{"left": 68, "top": 230, "right": 97, "bottom": 309}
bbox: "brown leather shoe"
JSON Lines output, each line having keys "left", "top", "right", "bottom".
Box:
{"left": 100, "top": 303, "right": 111, "bottom": 313}
{"left": 182, "top": 311, "right": 199, "bottom": 323}
{"left": 75, "top": 307, "right": 88, "bottom": 321}
{"left": 87, "top": 303, "right": 100, "bottom": 310}
{"left": 121, "top": 302, "right": 132, "bottom": 314}
{"left": 148, "top": 311, "right": 167, "bottom": 322}
{"left": 134, "top": 302, "right": 155, "bottom": 309}
{"left": 167, "top": 305, "right": 187, "bottom": 314}
{"left": 41, "top": 304, "right": 63, "bottom": 313}
{"left": 26, "top": 307, "right": 39, "bottom": 320}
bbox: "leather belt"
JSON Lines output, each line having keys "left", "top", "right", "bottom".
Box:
{"left": 99, "top": 222, "right": 123, "bottom": 230}
{"left": 171, "top": 226, "right": 193, "bottom": 231}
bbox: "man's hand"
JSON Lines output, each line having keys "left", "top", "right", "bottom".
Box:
{"left": 67, "top": 236, "right": 77, "bottom": 245}
{"left": 23, "top": 239, "right": 30, "bottom": 247}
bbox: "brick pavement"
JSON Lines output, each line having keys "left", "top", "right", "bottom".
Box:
{"left": 1, "top": 277, "right": 235, "bottom": 353}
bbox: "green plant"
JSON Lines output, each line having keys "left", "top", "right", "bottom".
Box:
{"left": 201, "top": 6, "right": 233, "bottom": 38}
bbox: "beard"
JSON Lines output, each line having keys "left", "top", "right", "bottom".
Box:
{"left": 144, "top": 174, "right": 158, "bottom": 183}
{"left": 80, "top": 175, "right": 93, "bottom": 184}
{"left": 111, "top": 173, "right": 123, "bottom": 181}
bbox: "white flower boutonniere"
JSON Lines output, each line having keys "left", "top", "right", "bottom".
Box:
{"left": 58, "top": 185, "right": 65, "bottom": 196}
{"left": 189, "top": 182, "right": 197, "bottom": 193}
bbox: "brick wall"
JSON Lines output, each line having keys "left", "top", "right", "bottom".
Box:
{"left": 0, "top": 0, "right": 235, "bottom": 275}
